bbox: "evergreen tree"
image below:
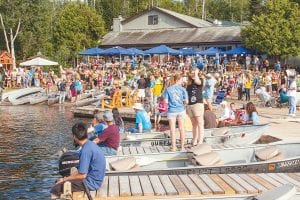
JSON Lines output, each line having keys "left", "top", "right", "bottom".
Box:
{"left": 242, "top": 0, "right": 300, "bottom": 58}
{"left": 249, "top": 0, "right": 264, "bottom": 19}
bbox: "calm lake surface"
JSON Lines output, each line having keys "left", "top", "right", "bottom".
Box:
{"left": 0, "top": 105, "right": 90, "bottom": 199}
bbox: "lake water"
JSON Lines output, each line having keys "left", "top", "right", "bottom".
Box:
{"left": 0, "top": 105, "right": 90, "bottom": 199}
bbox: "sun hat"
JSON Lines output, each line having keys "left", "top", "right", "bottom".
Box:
{"left": 132, "top": 102, "right": 144, "bottom": 110}
{"left": 103, "top": 110, "right": 114, "bottom": 122}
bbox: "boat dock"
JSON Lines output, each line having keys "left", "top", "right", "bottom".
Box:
{"left": 70, "top": 173, "right": 300, "bottom": 200}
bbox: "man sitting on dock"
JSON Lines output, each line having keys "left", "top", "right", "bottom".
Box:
{"left": 93, "top": 110, "right": 120, "bottom": 156}
{"left": 50, "top": 122, "right": 105, "bottom": 199}
{"left": 127, "top": 103, "right": 152, "bottom": 133}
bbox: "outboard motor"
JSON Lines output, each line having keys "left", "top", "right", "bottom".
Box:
{"left": 58, "top": 151, "right": 79, "bottom": 177}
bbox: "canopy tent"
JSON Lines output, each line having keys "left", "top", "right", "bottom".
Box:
{"left": 127, "top": 48, "right": 144, "bottom": 55}
{"left": 79, "top": 47, "right": 103, "bottom": 56}
{"left": 20, "top": 57, "right": 58, "bottom": 66}
{"left": 223, "top": 47, "right": 254, "bottom": 55}
{"left": 197, "top": 47, "right": 222, "bottom": 56}
{"left": 100, "top": 46, "right": 134, "bottom": 56}
{"left": 144, "top": 45, "right": 180, "bottom": 55}
{"left": 179, "top": 48, "right": 195, "bottom": 56}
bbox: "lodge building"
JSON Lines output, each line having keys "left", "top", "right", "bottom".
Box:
{"left": 101, "top": 7, "right": 242, "bottom": 51}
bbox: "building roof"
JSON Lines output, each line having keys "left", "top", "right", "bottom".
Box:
{"left": 121, "top": 7, "right": 212, "bottom": 28}
{"left": 101, "top": 26, "right": 241, "bottom": 48}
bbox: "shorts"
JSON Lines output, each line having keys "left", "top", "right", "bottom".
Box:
{"left": 186, "top": 103, "right": 204, "bottom": 117}
{"left": 155, "top": 112, "right": 167, "bottom": 117}
{"left": 138, "top": 89, "right": 145, "bottom": 98}
{"left": 204, "top": 97, "right": 213, "bottom": 104}
{"left": 272, "top": 84, "right": 278, "bottom": 92}
{"left": 167, "top": 110, "right": 186, "bottom": 120}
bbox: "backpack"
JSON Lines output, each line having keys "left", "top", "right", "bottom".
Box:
{"left": 58, "top": 151, "right": 79, "bottom": 177}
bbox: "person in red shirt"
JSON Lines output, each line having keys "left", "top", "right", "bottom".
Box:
{"left": 93, "top": 110, "right": 120, "bottom": 156}
{"left": 154, "top": 96, "right": 168, "bottom": 130}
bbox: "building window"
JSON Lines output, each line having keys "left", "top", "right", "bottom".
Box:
{"left": 148, "top": 15, "right": 158, "bottom": 25}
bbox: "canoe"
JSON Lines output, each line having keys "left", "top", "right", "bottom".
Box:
{"left": 121, "top": 124, "right": 269, "bottom": 147}
{"left": 255, "top": 184, "right": 296, "bottom": 200}
{"left": 105, "top": 142, "right": 300, "bottom": 175}
{"left": 8, "top": 88, "right": 43, "bottom": 105}
{"left": 75, "top": 94, "right": 105, "bottom": 107}
{"left": 29, "top": 95, "right": 48, "bottom": 105}
{"left": 48, "top": 96, "right": 59, "bottom": 105}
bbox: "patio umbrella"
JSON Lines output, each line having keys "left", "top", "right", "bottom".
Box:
{"left": 79, "top": 47, "right": 103, "bottom": 56}
{"left": 223, "top": 47, "right": 254, "bottom": 55}
{"left": 20, "top": 57, "right": 58, "bottom": 66}
{"left": 127, "top": 48, "right": 144, "bottom": 55}
{"left": 101, "top": 46, "right": 134, "bottom": 56}
{"left": 144, "top": 45, "right": 180, "bottom": 55}
{"left": 197, "top": 47, "right": 222, "bottom": 56}
{"left": 179, "top": 48, "right": 195, "bottom": 56}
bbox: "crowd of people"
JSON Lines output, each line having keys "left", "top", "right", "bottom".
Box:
{"left": 47, "top": 54, "right": 300, "bottom": 199}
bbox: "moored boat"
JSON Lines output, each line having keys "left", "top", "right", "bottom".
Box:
{"left": 105, "top": 142, "right": 300, "bottom": 175}
{"left": 48, "top": 96, "right": 59, "bottom": 105}
{"left": 8, "top": 88, "right": 44, "bottom": 105}
{"left": 29, "top": 95, "right": 48, "bottom": 105}
{"left": 121, "top": 124, "right": 269, "bottom": 146}
{"left": 75, "top": 94, "right": 105, "bottom": 107}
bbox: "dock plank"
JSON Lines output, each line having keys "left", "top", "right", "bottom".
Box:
{"left": 159, "top": 175, "right": 177, "bottom": 196}
{"left": 178, "top": 174, "right": 201, "bottom": 195}
{"left": 143, "top": 147, "right": 152, "bottom": 154}
{"left": 96, "top": 176, "right": 108, "bottom": 197}
{"left": 122, "top": 147, "right": 131, "bottom": 155}
{"left": 239, "top": 174, "right": 268, "bottom": 192}
{"left": 199, "top": 174, "right": 224, "bottom": 194}
{"left": 108, "top": 176, "right": 119, "bottom": 197}
{"left": 189, "top": 174, "right": 212, "bottom": 195}
{"left": 163, "top": 146, "right": 170, "bottom": 152}
{"left": 169, "top": 175, "right": 190, "bottom": 195}
{"left": 212, "top": 174, "right": 239, "bottom": 195}
{"left": 228, "top": 174, "right": 258, "bottom": 194}
{"left": 156, "top": 146, "right": 165, "bottom": 153}
{"left": 149, "top": 146, "right": 159, "bottom": 153}
{"left": 287, "top": 173, "right": 300, "bottom": 182}
{"left": 129, "top": 176, "right": 142, "bottom": 196}
{"left": 129, "top": 147, "right": 137, "bottom": 155}
{"left": 136, "top": 147, "right": 145, "bottom": 154}
{"left": 267, "top": 173, "right": 290, "bottom": 185}
{"left": 139, "top": 175, "right": 154, "bottom": 196}
{"left": 117, "top": 148, "right": 123, "bottom": 155}
{"left": 277, "top": 173, "right": 300, "bottom": 188}
{"left": 248, "top": 174, "right": 275, "bottom": 190}
{"left": 258, "top": 174, "right": 282, "bottom": 187}
{"left": 149, "top": 175, "right": 166, "bottom": 196}
{"left": 119, "top": 176, "right": 131, "bottom": 197}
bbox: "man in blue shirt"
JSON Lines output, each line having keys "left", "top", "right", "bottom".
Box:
{"left": 127, "top": 103, "right": 152, "bottom": 133}
{"left": 51, "top": 122, "right": 106, "bottom": 199}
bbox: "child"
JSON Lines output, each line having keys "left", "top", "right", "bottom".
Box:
{"left": 154, "top": 96, "right": 167, "bottom": 129}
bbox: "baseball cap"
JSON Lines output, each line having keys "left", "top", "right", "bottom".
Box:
{"left": 103, "top": 110, "right": 114, "bottom": 122}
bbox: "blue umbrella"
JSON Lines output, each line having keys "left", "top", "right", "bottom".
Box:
{"left": 197, "top": 47, "right": 222, "bottom": 56}
{"left": 101, "top": 46, "right": 134, "bottom": 56}
{"left": 179, "top": 48, "right": 195, "bottom": 56}
{"left": 223, "top": 47, "right": 254, "bottom": 55}
{"left": 144, "top": 45, "right": 180, "bottom": 55}
{"left": 127, "top": 48, "right": 144, "bottom": 55}
{"left": 79, "top": 47, "right": 103, "bottom": 56}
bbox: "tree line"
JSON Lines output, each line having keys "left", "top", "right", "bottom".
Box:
{"left": 0, "top": 0, "right": 299, "bottom": 67}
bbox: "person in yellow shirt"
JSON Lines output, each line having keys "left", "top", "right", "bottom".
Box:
{"left": 244, "top": 75, "right": 252, "bottom": 101}
{"left": 152, "top": 74, "right": 163, "bottom": 106}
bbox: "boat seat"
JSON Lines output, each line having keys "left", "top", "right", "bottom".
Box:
{"left": 109, "top": 157, "right": 136, "bottom": 171}
{"left": 192, "top": 152, "right": 222, "bottom": 166}
{"left": 255, "top": 146, "right": 279, "bottom": 161}
{"left": 211, "top": 127, "right": 229, "bottom": 136}
{"left": 268, "top": 152, "right": 284, "bottom": 161}
{"left": 190, "top": 143, "right": 212, "bottom": 156}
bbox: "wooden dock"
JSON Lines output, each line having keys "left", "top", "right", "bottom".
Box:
{"left": 71, "top": 173, "right": 300, "bottom": 200}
